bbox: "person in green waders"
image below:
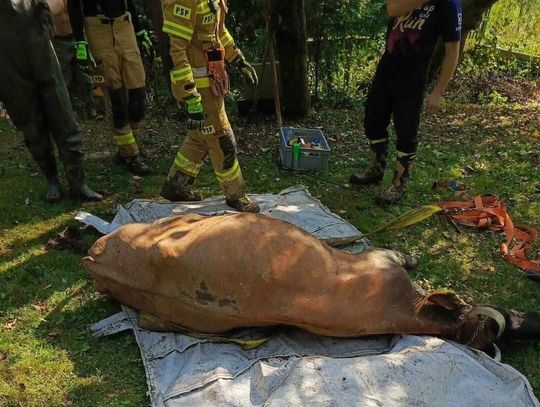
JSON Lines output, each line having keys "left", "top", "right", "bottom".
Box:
{"left": 0, "top": 0, "right": 102, "bottom": 202}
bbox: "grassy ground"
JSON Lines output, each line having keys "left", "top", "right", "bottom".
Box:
{"left": 0, "top": 101, "right": 539, "bottom": 406}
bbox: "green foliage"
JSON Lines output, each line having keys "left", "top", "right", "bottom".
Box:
{"left": 228, "top": 0, "right": 538, "bottom": 107}
{"left": 478, "top": 90, "right": 509, "bottom": 104}
{"left": 486, "top": 0, "right": 540, "bottom": 56}
{"left": 227, "top": 0, "right": 387, "bottom": 107}
{"left": 307, "top": 0, "right": 387, "bottom": 106}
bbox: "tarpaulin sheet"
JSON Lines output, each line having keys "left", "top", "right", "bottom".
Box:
{"left": 82, "top": 186, "right": 539, "bottom": 407}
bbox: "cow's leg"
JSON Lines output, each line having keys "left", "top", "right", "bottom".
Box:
{"left": 387, "top": 249, "right": 418, "bottom": 271}
{"left": 365, "top": 247, "right": 418, "bottom": 271}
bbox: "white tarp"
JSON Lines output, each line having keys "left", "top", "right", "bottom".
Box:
{"left": 82, "top": 186, "right": 539, "bottom": 407}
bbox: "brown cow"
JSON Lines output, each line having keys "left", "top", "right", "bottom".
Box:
{"left": 82, "top": 213, "right": 540, "bottom": 353}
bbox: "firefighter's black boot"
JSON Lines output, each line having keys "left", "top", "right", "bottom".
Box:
{"left": 350, "top": 149, "right": 387, "bottom": 186}
{"left": 226, "top": 195, "right": 260, "bottom": 213}
{"left": 160, "top": 171, "right": 203, "bottom": 202}
{"left": 376, "top": 160, "right": 413, "bottom": 206}
{"left": 115, "top": 153, "right": 153, "bottom": 176}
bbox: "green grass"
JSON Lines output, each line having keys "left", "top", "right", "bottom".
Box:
{"left": 1, "top": 101, "right": 539, "bottom": 405}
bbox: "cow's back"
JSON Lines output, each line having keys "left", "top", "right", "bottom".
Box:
{"left": 84, "top": 213, "right": 350, "bottom": 331}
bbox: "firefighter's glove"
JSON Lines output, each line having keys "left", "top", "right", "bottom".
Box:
{"left": 235, "top": 53, "right": 258, "bottom": 88}
{"left": 74, "top": 41, "right": 97, "bottom": 71}
{"left": 136, "top": 30, "right": 155, "bottom": 62}
{"left": 184, "top": 95, "right": 205, "bottom": 131}
{"left": 206, "top": 49, "right": 230, "bottom": 97}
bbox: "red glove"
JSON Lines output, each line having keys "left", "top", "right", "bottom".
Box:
{"left": 206, "top": 48, "right": 230, "bottom": 97}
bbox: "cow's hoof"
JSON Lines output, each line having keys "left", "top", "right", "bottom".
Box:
{"left": 402, "top": 254, "right": 418, "bottom": 270}
{"left": 384, "top": 249, "right": 418, "bottom": 270}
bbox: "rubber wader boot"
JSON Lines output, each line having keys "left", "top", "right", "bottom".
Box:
{"left": 25, "top": 139, "right": 62, "bottom": 202}
{"left": 46, "top": 175, "right": 62, "bottom": 203}
{"left": 376, "top": 160, "right": 413, "bottom": 206}
{"left": 226, "top": 195, "right": 260, "bottom": 213}
{"left": 64, "top": 156, "right": 103, "bottom": 201}
{"left": 160, "top": 171, "right": 203, "bottom": 202}
{"left": 350, "top": 150, "right": 387, "bottom": 186}
{"left": 115, "top": 153, "right": 153, "bottom": 176}
{"left": 36, "top": 157, "right": 62, "bottom": 203}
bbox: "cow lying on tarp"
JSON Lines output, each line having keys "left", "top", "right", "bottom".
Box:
{"left": 82, "top": 213, "right": 540, "bottom": 353}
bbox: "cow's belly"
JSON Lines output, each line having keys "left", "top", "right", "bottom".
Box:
{"left": 83, "top": 213, "right": 419, "bottom": 335}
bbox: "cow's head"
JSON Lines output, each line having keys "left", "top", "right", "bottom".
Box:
{"left": 457, "top": 307, "right": 506, "bottom": 353}
{"left": 459, "top": 306, "right": 540, "bottom": 358}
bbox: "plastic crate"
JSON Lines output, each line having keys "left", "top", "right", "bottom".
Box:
{"left": 279, "top": 127, "right": 331, "bottom": 171}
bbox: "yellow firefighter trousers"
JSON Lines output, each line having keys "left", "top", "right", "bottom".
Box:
{"left": 170, "top": 87, "right": 245, "bottom": 200}
{"left": 85, "top": 13, "right": 145, "bottom": 156}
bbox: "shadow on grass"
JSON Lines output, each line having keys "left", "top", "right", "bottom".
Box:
{"left": 35, "top": 300, "right": 147, "bottom": 406}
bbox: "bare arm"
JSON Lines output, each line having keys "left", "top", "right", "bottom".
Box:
{"left": 386, "top": 0, "right": 427, "bottom": 17}
{"left": 426, "top": 41, "right": 460, "bottom": 113}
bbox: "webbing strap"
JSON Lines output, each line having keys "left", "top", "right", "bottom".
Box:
{"left": 438, "top": 195, "right": 540, "bottom": 273}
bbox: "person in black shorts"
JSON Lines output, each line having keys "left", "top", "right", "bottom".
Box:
{"left": 350, "top": 0, "right": 462, "bottom": 204}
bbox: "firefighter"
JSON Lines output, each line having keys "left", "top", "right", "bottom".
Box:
{"left": 160, "top": 0, "right": 260, "bottom": 212}
{"left": 350, "top": 0, "right": 462, "bottom": 204}
{"left": 0, "top": 0, "right": 102, "bottom": 203}
{"left": 48, "top": 0, "right": 98, "bottom": 119}
{"left": 67, "top": 0, "right": 155, "bottom": 175}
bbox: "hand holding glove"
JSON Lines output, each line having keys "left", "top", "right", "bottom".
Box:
{"left": 74, "top": 41, "right": 97, "bottom": 72}
{"left": 136, "top": 29, "right": 155, "bottom": 62}
{"left": 184, "top": 94, "right": 205, "bottom": 131}
{"left": 235, "top": 51, "right": 258, "bottom": 88}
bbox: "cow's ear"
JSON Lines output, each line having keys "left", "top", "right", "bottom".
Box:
{"left": 427, "top": 291, "right": 466, "bottom": 311}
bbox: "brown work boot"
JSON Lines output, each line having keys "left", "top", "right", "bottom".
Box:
{"left": 115, "top": 153, "right": 153, "bottom": 176}
{"left": 376, "top": 160, "right": 413, "bottom": 206}
{"left": 350, "top": 150, "right": 387, "bottom": 186}
{"left": 160, "top": 171, "right": 203, "bottom": 202}
{"left": 226, "top": 195, "right": 260, "bottom": 213}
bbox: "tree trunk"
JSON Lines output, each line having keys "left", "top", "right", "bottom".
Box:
{"left": 428, "top": 0, "right": 500, "bottom": 82}
{"left": 144, "top": 0, "right": 173, "bottom": 76}
{"left": 270, "top": 0, "right": 310, "bottom": 119}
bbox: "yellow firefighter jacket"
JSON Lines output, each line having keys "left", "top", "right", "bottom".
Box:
{"left": 162, "top": 0, "right": 240, "bottom": 102}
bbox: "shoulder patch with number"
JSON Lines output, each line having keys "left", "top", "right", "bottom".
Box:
{"left": 173, "top": 4, "right": 192, "bottom": 19}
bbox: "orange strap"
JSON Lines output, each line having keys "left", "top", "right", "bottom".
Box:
{"left": 438, "top": 195, "right": 540, "bottom": 273}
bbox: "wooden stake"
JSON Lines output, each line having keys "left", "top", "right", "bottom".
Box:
{"left": 264, "top": 0, "right": 283, "bottom": 128}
